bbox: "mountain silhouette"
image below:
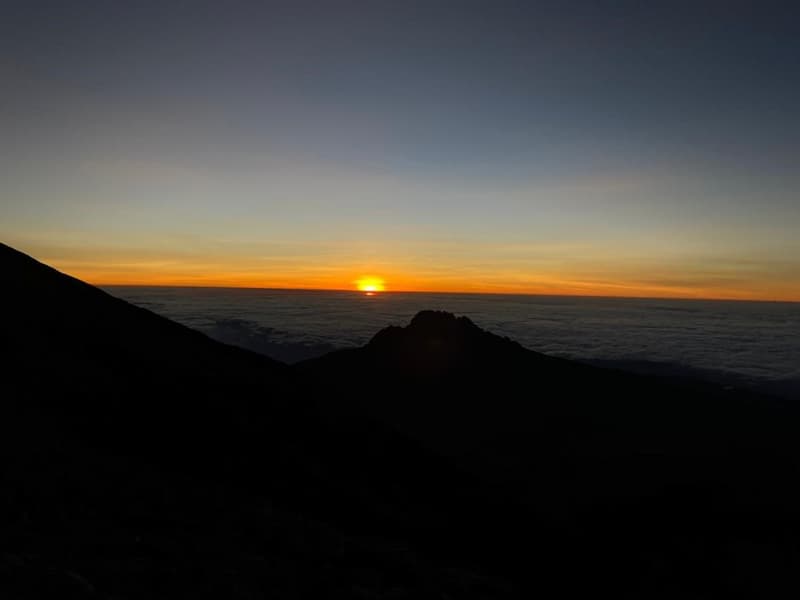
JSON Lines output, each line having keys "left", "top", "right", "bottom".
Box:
{"left": 4, "top": 241, "right": 800, "bottom": 598}
{"left": 0, "top": 243, "right": 518, "bottom": 598}
{"left": 303, "top": 310, "right": 800, "bottom": 595}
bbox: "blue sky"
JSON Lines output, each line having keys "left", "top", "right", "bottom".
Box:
{"left": 2, "top": 1, "right": 799, "bottom": 298}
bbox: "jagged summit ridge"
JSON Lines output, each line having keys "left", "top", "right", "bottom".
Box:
{"left": 409, "top": 309, "right": 480, "bottom": 331}
{"left": 364, "top": 309, "right": 527, "bottom": 372}
{"left": 369, "top": 310, "right": 486, "bottom": 347}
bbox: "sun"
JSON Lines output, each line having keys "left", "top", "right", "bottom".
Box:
{"left": 355, "top": 277, "right": 385, "bottom": 293}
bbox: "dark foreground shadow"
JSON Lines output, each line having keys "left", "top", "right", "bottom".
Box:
{"left": 3, "top": 242, "right": 800, "bottom": 598}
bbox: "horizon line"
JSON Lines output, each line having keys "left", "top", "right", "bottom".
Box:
{"left": 93, "top": 282, "right": 800, "bottom": 304}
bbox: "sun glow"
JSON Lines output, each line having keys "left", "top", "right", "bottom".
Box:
{"left": 356, "top": 277, "right": 385, "bottom": 293}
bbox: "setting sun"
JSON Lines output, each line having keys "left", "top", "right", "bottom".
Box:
{"left": 355, "top": 277, "right": 385, "bottom": 293}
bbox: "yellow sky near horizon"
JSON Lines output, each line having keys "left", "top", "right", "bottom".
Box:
{"left": 5, "top": 144, "right": 799, "bottom": 304}
{"left": 11, "top": 236, "right": 799, "bottom": 302}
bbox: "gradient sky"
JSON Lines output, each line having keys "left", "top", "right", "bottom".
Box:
{"left": 2, "top": 1, "right": 799, "bottom": 299}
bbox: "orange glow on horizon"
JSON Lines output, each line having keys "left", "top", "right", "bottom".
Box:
{"left": 31, "top": 254, "right": 800, "bottom": 303}
{"left": 65, "top": 271, "right": 800, "bottom": 302}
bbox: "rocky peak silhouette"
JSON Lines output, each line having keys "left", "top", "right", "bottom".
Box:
{"left": 408, "top": 309, "right": 479, "bottom": 332}
{"left": 366, "top": 309, "right": 525, "bottom": 372}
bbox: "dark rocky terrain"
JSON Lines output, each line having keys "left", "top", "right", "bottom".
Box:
{"left": 3, "top": 241, "right": 800, "bottom": 598}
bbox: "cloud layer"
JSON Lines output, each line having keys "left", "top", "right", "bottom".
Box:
{"left": 106, "top": 286, "right": 800, "bottom": 396}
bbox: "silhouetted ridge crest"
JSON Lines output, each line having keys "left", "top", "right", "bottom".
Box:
{"left": 369, "top": 310, "right": 485, "bottom": 347}
{"left": 366, "top": 310, "right": 526, "bottom": 371}
{"left": 409, "top": 309, "right": 479, "bottom": 332}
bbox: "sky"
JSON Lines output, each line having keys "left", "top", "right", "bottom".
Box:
{"left": 2, "top": 0, "right": 799, "bottom": 300}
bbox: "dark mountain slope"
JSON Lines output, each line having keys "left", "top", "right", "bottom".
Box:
{"left": 2, "top": 242, "right": 287, "bottom": 400}
{"left": 0, "top": 244, "right": 521, "bottom": 599}
{"left": 1, "top": 242, "right": 453, "bottom": 491}
{"left": 300, "top": 310, "right": 800, "bottom": 597}
{"left": 300, "top": 310, "right": 798, "bottom": 467}
{"left": 5, "top": 242, "right": 800, "bottom": 598}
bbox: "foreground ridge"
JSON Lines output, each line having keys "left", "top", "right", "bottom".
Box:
{"left": 4, "top": 241, "right": 800, "bottom": 598}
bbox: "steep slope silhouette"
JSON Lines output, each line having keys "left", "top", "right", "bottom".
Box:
{"left": 0, "top": 244, "right": 521, "bottom": 598}
{"left": 5, "top": 242, "right": 800, "bottom": 598}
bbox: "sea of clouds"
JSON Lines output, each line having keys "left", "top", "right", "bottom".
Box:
{"left": 105, "top": 286, "right": 800, "bottom": 398}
